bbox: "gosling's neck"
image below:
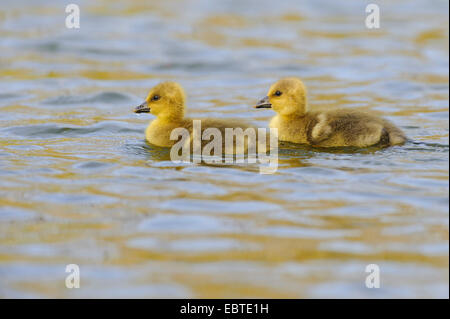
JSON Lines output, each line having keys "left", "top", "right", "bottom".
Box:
{"left": 278, "top": 103, "right": 309, "bottom": 122}
{"left": 273, "top": 110, "right": 310, "bottom": 144}
{"left": 279, "top": 111, "right": 308, "bottom": 122}
{"left": 153, "top": 113, "right": 185, "bottom": 125}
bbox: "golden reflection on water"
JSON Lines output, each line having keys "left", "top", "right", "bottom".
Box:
{"left": 0, "top": 0, "right": 448, "bottom": 298}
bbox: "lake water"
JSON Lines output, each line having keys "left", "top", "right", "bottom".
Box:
{"left": 0, "top": 0, "right": 448, "bottom": 298}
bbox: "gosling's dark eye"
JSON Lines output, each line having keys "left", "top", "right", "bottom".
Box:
{"left": 152, "top": 95, "right": 160, "bottom": 101}
{"left": 274, "top": 90, "right": 282, "bottom": 96}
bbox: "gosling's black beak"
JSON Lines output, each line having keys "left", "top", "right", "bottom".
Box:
{"left": 254, "top": 96, "right": 272, "bottom": 109}
{"left": 134, "top": 101, "right": 150, "bottom": 113}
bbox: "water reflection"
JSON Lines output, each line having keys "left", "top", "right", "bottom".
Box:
{"left": 0, "top": 0, "right": 448, "bottom": 298}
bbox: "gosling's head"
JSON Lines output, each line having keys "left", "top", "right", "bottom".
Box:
{"left": 255, "top": 77, "right": 308, "bottom": 117}
{"left": 134, "top": 81, "right": 186, "bottom": 120}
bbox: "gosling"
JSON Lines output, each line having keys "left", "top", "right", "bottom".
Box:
{"left": 134, "top": 81, "right": 257, "bottom": 152}
{"left": 254, "top": 77, "right": 406, "bottom": 148}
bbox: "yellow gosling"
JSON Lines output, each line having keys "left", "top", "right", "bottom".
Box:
{"left": 254, "top": 77, "right": 406, "bottom": 148}
{"left": 134, "top": 81, "right": 257, "bottom": 153}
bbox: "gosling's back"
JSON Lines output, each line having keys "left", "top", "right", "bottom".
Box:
{"left": 306, "top": 109, "right": 406, "bottom": 147}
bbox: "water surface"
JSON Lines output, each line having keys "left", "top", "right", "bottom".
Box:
{"left": 0, "top": 0, "right": 448, "bottom": 298}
